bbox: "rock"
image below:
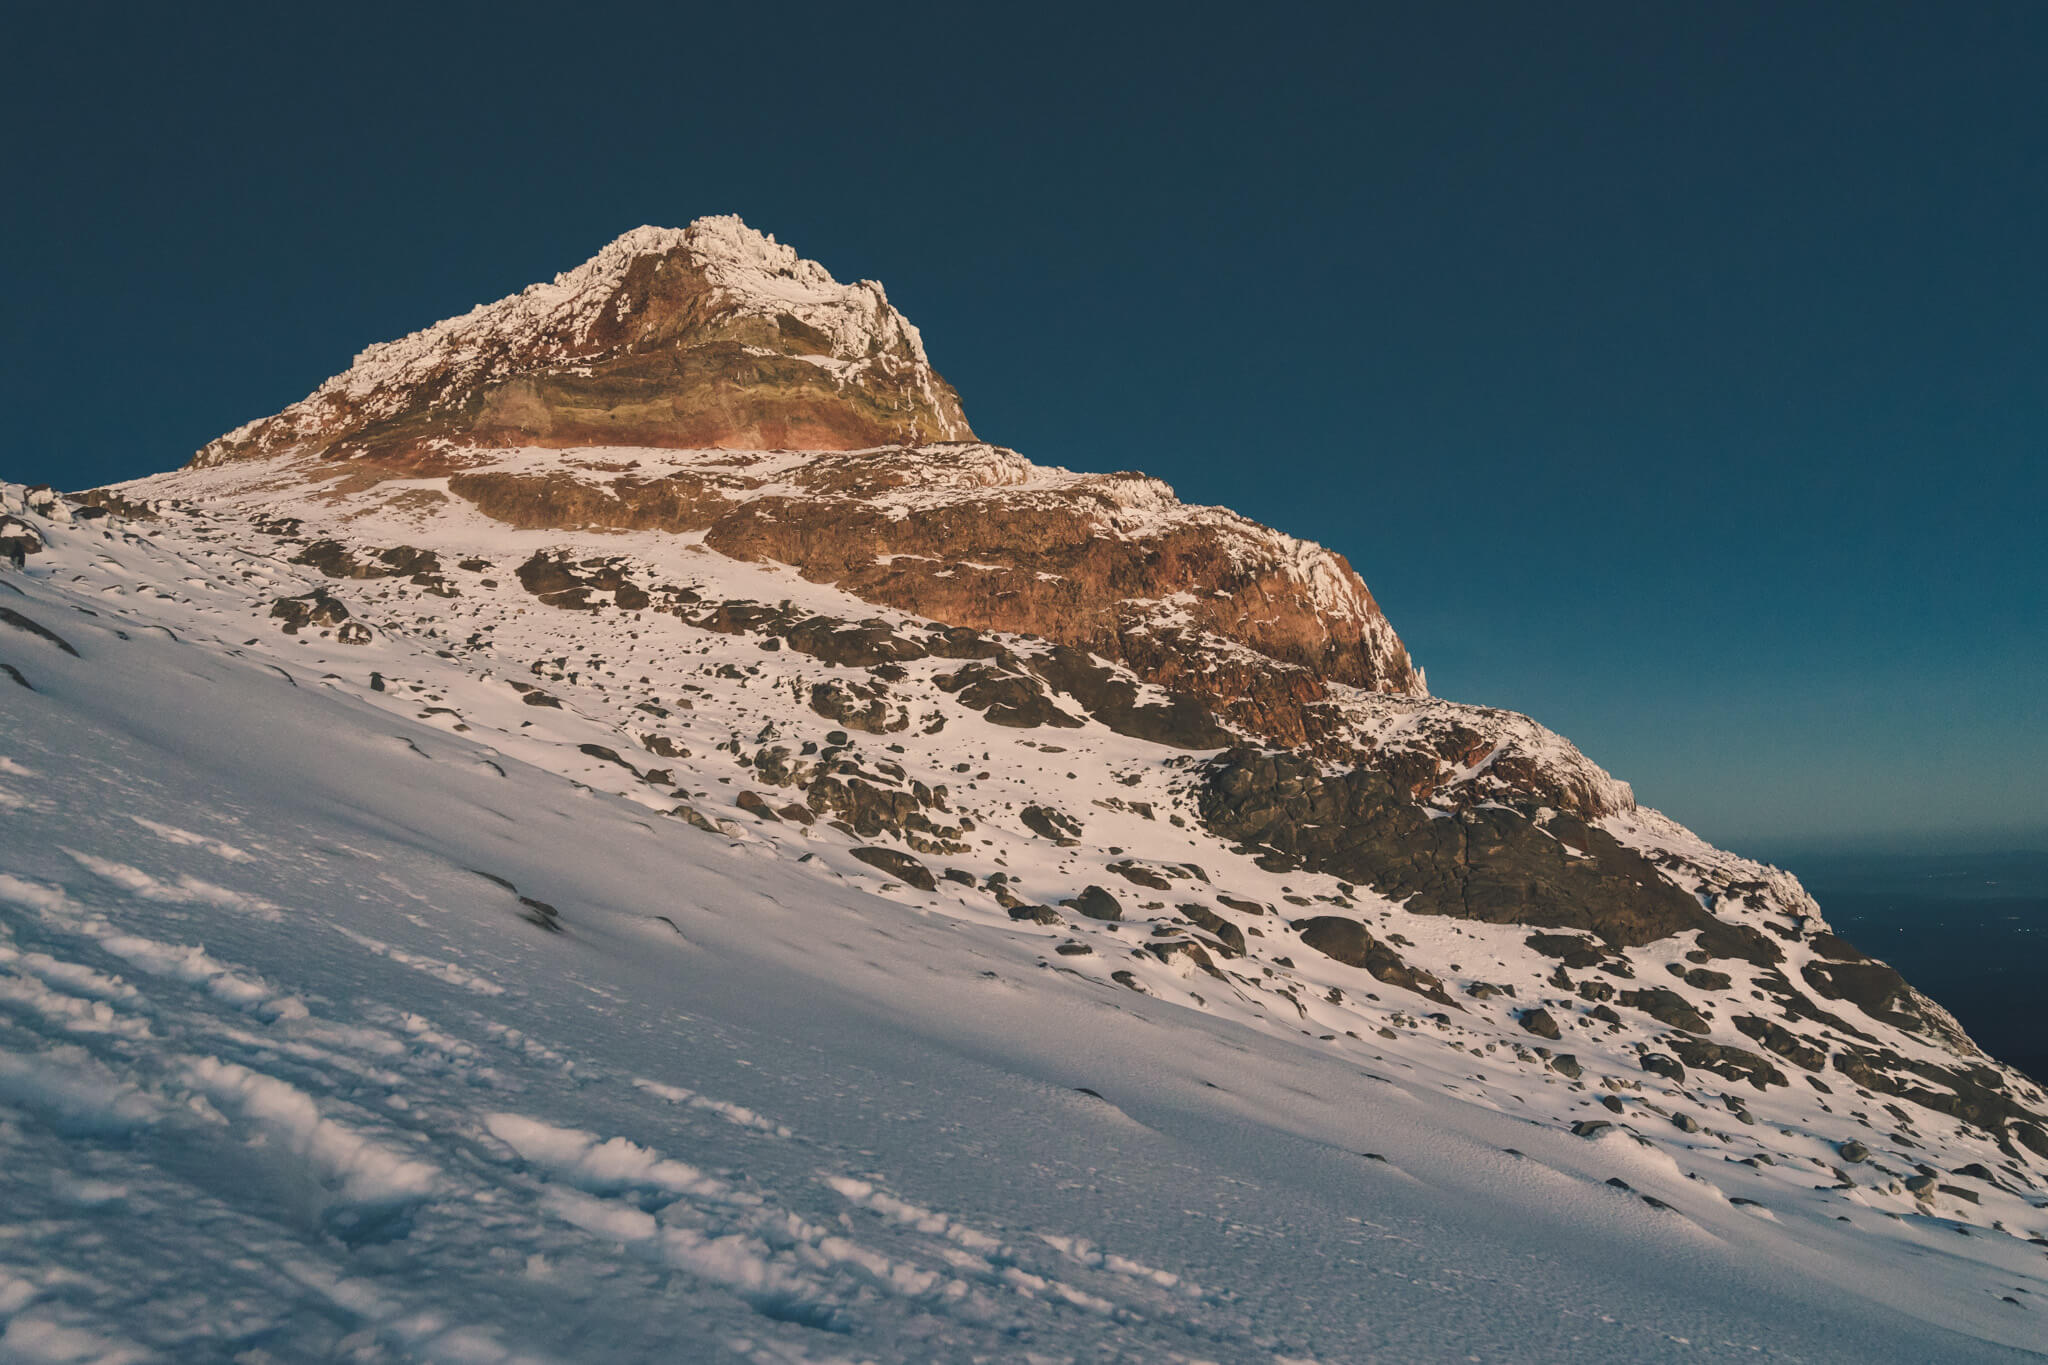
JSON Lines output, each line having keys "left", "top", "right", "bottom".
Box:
{"left": 0, "top": 516, "right": 43, "bottom": 564}
{"left": 1732, "top": 1014, "right": 1827, "bottom": 1071}
{"left": 667, "top": 804, "right": 728, "bottom": 836}
{"left": 1020, "top": 805, "right": 1082, "bottom": 841}
{"left": 1691, "top": 920, "right": 1785, "bottom": 968}
{"left": 1023, "top": 647, "right": 1232, "bottom": 749}
{"left": 1570, "top": 1120, "right": 1615, "bottom": 1138}
{"left": 1142, "top": 939, "right": 1224, "bottom": 980}
{"left": 1061, "top": 885, "right": 1123, "bottom": 921}
{"left": 1549, "top": 1053, "right": 1583, "bottom": 1079}
{"left": 1666, "top": 1038, "right": 1786, "bottom": 1091}
{"left": 1800, "top": 946, "right": 1968, "bottom": 1050}
{"left": 767, "top": 754, "right": 966, "bottom": 855}
{"left": 1175, "top": 903, "right": 1246, "bottom": 956}
{"left": 1525, "top": 933, "right": 1610, "bottom": 968}
{"left": 1199, "top": 748, "right": 1707, "bottom": 946}
{"left": 1837, "top": 1140, "right": 1869, "bottom": 1164}
{"left": 934, "top": 662, "right": 1083, "bottom": 729}
{"left": 735, "top": 791, "right": 781, "bottom": 821}
{"left": 1616, "top": 987, "right": 1709, "bottom": 1035}
{"left": 577, "top": 744, "right": 640, "bottom": 774}
{"left": 808, "top": 678, "right": 906, "bottom": 734}
{"left": 784, "top": 616, "right": 929, "bottom": 668}
{"left": 517, "top": 896, "right": 562, "bottom": 932}
{"left": 1007, "top": 904, "right": 1063, "bottom": 925}
{"left": 269, "top": 589, "right": 350, "bottom": 633}
{"left": 1295, "top": 917, "right": 1456, "bottom": 1006}
{"left": 1518, "top": 1008, "right": 1562, "bottom": 1040}
{"left": 291, "top": 540, "right": 454, "bottom": 594}
{"left": 1640, "top": 1052, "right": 1685, "bottom": 1083}
{"left": 513, "top": 551, "right": 653, "bottom": 611}
{"left": 1672, "top": 1112, "right": 1702, "bottom": 1133}
{"left": 849, "top": 846, "right": 937, "bottom": 892}
{"left": 1109, "top": 861, "right": 1173, "bottom": 891}
{"left": 337, "top": 621, "right": 372, "bottom": 645}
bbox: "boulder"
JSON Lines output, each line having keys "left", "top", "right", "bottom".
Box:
{"left": 1061, "top": 885, "right": 1123, "bottom": 921}
{"left": 1295, "top": 917, "right": 1456, "bottom": 1006}
{"left": 269, "top": 589, "right": 351, "bottom": 633}
{"left": 849, "top": 846, "right": 937, "bottom": 892}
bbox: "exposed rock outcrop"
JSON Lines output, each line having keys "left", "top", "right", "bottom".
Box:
{"left": 1196, "top": 747, "right": 1704, "bottom": 945}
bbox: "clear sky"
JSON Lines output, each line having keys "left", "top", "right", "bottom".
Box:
{"left": 4, "top": 3, "right": 2042, "bottom": 855}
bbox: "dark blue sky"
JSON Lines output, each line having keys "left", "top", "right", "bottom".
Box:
{"left": 5, "top": 3, "right": 2042, "bottom": 853}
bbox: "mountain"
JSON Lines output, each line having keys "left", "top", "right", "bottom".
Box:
{"left": 2, "top": 219, "right": 2044, "bottom": 1361}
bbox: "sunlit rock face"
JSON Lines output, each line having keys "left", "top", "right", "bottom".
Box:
{"left": 192, "top": 217, "right": 974, "bottom": 469}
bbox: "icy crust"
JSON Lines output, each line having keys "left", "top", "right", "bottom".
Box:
{"left": 194, "top": 217, "right": 966, "bottom": 466}
{"left": 5, "top": 479, "right": 2048, "bottom": 1358}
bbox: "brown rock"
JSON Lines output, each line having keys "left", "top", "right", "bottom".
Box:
{"left": 1061, "top": 886, "right": 1123, "bottom": 921}
{"left": 1294, "top": 916, "right": 1456, "bottom": 1007}
{"left": 849, "top": 846, "right": 936, "bottom": 892}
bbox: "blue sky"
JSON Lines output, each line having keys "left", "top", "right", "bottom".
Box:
{"left": 4, "top": 2, "right": 2041, "bottom": 853}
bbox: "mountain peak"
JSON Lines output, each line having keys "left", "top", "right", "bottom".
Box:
{"left": 193, "top": 217, "right": 972, "bottom": 468}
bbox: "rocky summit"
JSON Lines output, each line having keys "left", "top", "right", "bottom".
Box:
{"left": 194, "top": 217, "right": 973, "bottom": 467}
{"left": 2, "top": 218, "right": 2044, "bottom": 1360}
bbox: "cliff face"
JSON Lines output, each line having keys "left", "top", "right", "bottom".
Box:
{"left": 432, "top": 442, "right": 1427, "bottom": 749}
{"left": 192, "top": 218, "right": 973, "bottom": 468}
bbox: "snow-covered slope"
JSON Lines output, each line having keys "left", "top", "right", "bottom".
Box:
{"left": 3, "top": 478, "right": 2045, "bottom": 1362}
